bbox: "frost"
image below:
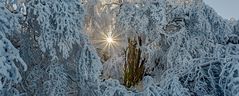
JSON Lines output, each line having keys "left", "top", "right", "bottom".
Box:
{"left": 99, "top": 79, "right": 132, "bottom": 96}
{"left": 87, "top": 0, "right": 239, "bottom": 95}
{"left": 0, "top": 1, "right": 27, "bottom": 95}
{"left": 43, "top": 64, "right": 68, "bottom": 96}
{"left": 0, "top": 1, "right": 21, "bottom": 36}
{"left": 20, "top": 3, "right": 26, "bottom": 15}
{"left": 77, "top": 40, "right": 103, "bottom": 96}
{"left": 12, "top": 3, "right": 17, "bottom": 10}
{"left": 0, "top": 0, "right": 27, "bottom": 96}
{"left": 27, "top": 0, "right": 85, "bottom": 59}
{"left": 0, "top": 34, "right": 27, "bottom": 95}
{"left": 1, "top": 0, "right": 239, "bottom": 96}
{"left": 102, "top": 55, "right": 125, "bottom": 82}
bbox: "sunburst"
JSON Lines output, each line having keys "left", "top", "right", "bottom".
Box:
{"left": 92, "top": 31, "right": 123, "bottom": 53}
{"left": 106, "top": 36, "right": 113, "bottom": 43}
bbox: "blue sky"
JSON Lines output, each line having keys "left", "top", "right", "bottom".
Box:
{"left": 203, "top": 0, "right": 239, "bottom": 19}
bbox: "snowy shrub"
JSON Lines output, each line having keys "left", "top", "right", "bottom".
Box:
{"left": 0, "top": 34, "right": 27, "bottom": 95}
{"left": 98, "top": 76, "right": 168, "bottom": 96}
{"left": 233, "top": 21, "right": 239, "bottom": 35}
{"left": 0, "top": 0, "right": 21, "bottom": 36}
{"left": 162, "top": 1, "right": 239, "bottom": 95}
{"left": 102, "top": 54, "right": 125, "bottom": 82}
{"left": 1, "top": 0, "right": 239, "bottom": 96}
{"left": 27, "top": 0, "right": 85, "bottom": 59}
{"left": 99, "top": 79, "right": 133, "bottom": 96}
{"left": 77, "top": 41, "right": 103, "bottom": 96}
{"left": 0, "top": 1, "right": 27, "bottom": 95}
{"left": 136, "top": 76, "right": 167, "bottom": 96}
{"left": 21, "top": 0, "right": 105, "bottom": 95}
{"left": 94, "top": 0, "right": 239, "bottom": 95}
{"left": 43, "top": 64, "right": 68, "bottom": 96}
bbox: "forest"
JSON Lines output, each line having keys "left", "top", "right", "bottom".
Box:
{"left": 0, "top": 0, "right": 239, "bottom": 96}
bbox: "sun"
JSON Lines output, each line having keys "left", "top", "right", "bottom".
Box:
{"left": 102, "top": 33, "right": 118, "bottom": 51}
{"left": 106, "top": 36, "right": 114, "bottom": 43}
{"left": 91, "top": 31, "right": 123, "bottom": 53}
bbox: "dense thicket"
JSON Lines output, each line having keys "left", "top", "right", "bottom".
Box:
{"left": 1, "top": 0, "right": 239, "bottom": 96}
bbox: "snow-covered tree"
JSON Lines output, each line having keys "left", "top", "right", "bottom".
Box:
{"left": 18, "top": 0, "right": 98, "bottom": 95}
{"left": 0, "top": 34, "right": 27, "bottom": 96}
{"left": 43, "top": 64, "right": 68, "bottom": 96}
{"left": 90, "top": 0, "right": 239, "bottom": 95}
{"left": 0, "top": 1, "right": 27, "bottom": 95}
{"left": 20, "top": 0, "right": 103, "bottom": 96}
{"left": 1, "top": 0, "right": 239, "bottom": 96}
{"left": 26, "top": 0, "right": 85, "bottom": 59}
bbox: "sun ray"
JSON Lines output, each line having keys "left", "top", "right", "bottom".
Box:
{"left": 89, "top": 26, "right": 125, "bottom": 55}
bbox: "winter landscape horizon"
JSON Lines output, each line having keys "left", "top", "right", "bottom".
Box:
{"left": 1, "top": 0, "right": 239, "bottom": 96}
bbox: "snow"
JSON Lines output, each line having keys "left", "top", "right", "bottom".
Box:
{"left": 0, "top": 1, "right": 27, "bottom": 95}
{"left": 102, "top": 54, "right": 125, "bottom": 82}
{"left": 0, "top": 34, "right": 27, "bottom": 95}
{"left": 26, "top": 0, "right": 85, "bottom": 59}
{"left": 91, "top": 0, "right": 239, "bottom": 95}
{"left": 12, "top": 3, "right": 17, "bottom": 10}
{"left": 1, "top": 0, "right": 239, "bottom": 96}
{"left": 20, "top": 3, "right": 26, "bottom": 15}
{"left": 43, "top": 64, "right": 68, "bottom": 96}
